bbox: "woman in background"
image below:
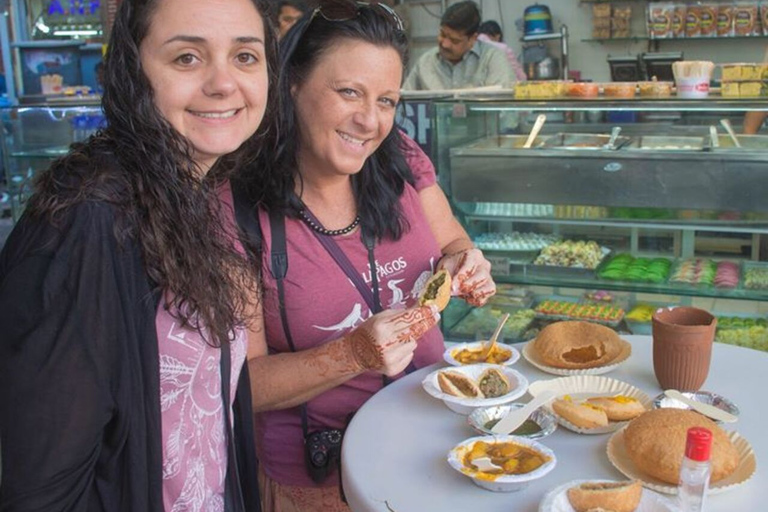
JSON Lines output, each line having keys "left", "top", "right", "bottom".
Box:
{"left": 240, "top": 1, "right": 495, "bottom": 510}
{"left": 0, "top": 0, "right": 276, "bottom": 510}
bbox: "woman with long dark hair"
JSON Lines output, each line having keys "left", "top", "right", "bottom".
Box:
{"left": 0, "top": 0, "right": 277, "bottom": 510}
{"left": 240, "top": 1, "right": 495, "bottom": 509}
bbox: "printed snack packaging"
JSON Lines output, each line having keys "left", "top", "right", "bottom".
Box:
{"left": 762, "top": 1, "right": 768, "bottom": 34}
{"left": 648, "top": 3, "right": 674, "bottom": 38}
{"left": 718, "top": 2, "right": 736, "bottom": 37}
{"left": 734, "top": 1, "right": 760, "bottom": 36}
{"left": 685, "top": 3, "right": 703, "bottom": 37}
{"left": 673, "top": 2, "right": 688, "bottom": 37}
{"left": 699, "top": 2, "right": 719, "bottom": 36}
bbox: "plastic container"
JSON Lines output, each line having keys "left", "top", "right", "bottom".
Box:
{"left": 566, "top": 82, "right": 599, "bottom": 98}
{"left": 678, "top": 427, "right": 712, "bottom": 512}
{"left": 676, "top": 77, "right": 710, "bottom": 98}
{"left": 638, "top": 81, "right": 674, "bottom": 97}
{"left": 603, "top": 82, "right": 637, "bottom": 98}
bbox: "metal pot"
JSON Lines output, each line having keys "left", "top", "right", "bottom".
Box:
{"left": 535, "top": 57, "right": 558, "bottom": 79}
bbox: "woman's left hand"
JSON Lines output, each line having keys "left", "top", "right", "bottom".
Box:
{"left": 437, "top": 248, "right": 496, "bottom": 307}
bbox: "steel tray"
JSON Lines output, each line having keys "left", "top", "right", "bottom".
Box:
{"left": 542, "top": 133, "right": 632, "bottom": 150}
{"left": 627, "top": 135, "right": 706, "bottom": 151}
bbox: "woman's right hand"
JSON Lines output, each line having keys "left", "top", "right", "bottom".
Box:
{"left": 344, "top": 305, "right": 440, "bottom": 377}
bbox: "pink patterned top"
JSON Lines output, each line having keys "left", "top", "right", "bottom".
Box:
{"left": 158, "top": 182, "right": 248, "bottom": 512}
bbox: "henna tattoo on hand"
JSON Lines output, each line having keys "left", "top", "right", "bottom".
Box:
{"left": 346, "top": 326, "right": 383, "bottom": 371}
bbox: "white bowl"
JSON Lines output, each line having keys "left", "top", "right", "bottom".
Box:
{"left": 448, "top": 435, "right": 557, "bottom": 492}
{"left": 444, "top": 341, "right": 521, "bottom": 367}
{"left": 422, "top": 364, "right": 529, "bottom": 415}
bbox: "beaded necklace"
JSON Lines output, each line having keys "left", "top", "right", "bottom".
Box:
{"left": 298, "top": 208, "right": 361, "bottom": 237}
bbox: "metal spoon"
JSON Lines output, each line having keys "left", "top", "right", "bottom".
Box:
{"left": 664, "top": 389, "right": 738, "bottom": 423}
{"left": 603, "top": 126, "right": 622, "bottom": 150}
{"left": 479, "top": 313, "right": 510, "bottom": 360}
{"left": 709, "top": 125, "right": 720, "bottom": 148}
{"left": 523, "top": 114, "right": 547, "bottom": 149}
{"left": 720, "top": 119, "right": 741, "bottom": 148}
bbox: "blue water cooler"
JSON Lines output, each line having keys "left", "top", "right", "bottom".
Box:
{"left": 524, "top": 4, "right": 554, "bottom": 36}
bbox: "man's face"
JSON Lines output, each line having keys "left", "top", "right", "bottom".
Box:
{"left": 437, "top": 25, "right": 477, "bottom": 64}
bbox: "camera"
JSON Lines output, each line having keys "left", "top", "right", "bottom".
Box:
{"left": 304, "top": 428, "right": 343, "bottom": 483}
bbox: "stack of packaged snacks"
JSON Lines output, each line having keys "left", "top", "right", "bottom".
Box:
{"left": 672, "top": 3, "right": 687, "bottom": 37}
{"left": 612, "top": 6, "right": 632, "bottom": 38}
{"left": 593, "top": 2, "right": 611, "bottom": 39}
{"left": 721, "top": 63, "right": 768, "bottom": 97}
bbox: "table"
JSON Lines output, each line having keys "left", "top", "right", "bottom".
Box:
{"left": 341, "top": 336, "right": 767, "bottom": 512}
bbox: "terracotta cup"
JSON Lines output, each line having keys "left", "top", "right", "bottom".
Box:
{"left": 652, "top": 307, "right": 717, "bottom": 391}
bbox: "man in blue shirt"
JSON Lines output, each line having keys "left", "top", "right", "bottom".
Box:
{"left": 403, "top": 1, "right": 514, "bottom": 90}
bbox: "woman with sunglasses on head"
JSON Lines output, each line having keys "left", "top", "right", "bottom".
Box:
{"left": 239, "top": 1, "right": 495, "bottom": 510}
{"left": 0, "top": 0, "right": 277, "bottom": 510}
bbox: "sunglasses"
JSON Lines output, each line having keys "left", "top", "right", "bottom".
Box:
{"left": 309, "top": 0, "right": 405, "bottom": 33}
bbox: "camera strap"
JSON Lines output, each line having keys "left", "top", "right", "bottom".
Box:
{"left": 220, "top": 338, "right": 246, "bottom": 512}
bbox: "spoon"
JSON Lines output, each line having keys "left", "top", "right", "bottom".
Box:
{"left": 471, "top": 456, "right": 503, "bottom": 472}
{"left": 491, "top": 390, "right": 557, "bottom": 435}
{"left": 709, "top": 125, "right": 720, "bottom": 148}
{"left": 480, "top": 313, "right": 510, "bottom": 360}
{"left": 523, "top": 114, "right": 547, "bottom": 149}
{"left": 664, "top": 389, "right": 738, "bottom": 423}
{"left": 720, "top": 118, "right": 741, "bottom": 148}
{"left": 603, "top": 126, "right": 622, "bottom": 150}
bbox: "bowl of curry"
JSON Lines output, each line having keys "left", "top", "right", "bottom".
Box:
{"left": 447, "top": 435, "right": 557, "bottom": 492}
{"left": 444, "top": 341, "right": 520, "bottom": 367}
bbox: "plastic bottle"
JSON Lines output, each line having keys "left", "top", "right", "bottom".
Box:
{"left": 678, "top": 426, "right": 712, "bottom": 512}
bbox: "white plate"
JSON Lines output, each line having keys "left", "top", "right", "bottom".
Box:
{"left": 422, "top": 364, "right": 529, "bottom": 415}
{"left": 522, "top": 339, "right": 631, "bottom": 376}
{"left": 539, "top": 479, "right": 679, "bottom": 512}
{"left": 607, "top": 427, "right": 757, "bottom": 494}
{"left": 444, "top": 342, "right": 521, "bottom": 367}
{"left": 527, "top": 375, "right": 652, "bottom": 434}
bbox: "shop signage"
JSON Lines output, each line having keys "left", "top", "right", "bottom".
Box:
{"left": 396, "top": 100, "right": 432, "bottom": 157}
{"left": 47, "top": 0, "right": 101, "bottom": 16}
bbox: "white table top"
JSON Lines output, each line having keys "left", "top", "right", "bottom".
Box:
{"left": 341, "top": 336, "right": 767, "bottom": 512}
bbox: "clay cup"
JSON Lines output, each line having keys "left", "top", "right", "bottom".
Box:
{"left": 652, "top": 307, "right": 716, "bottom": 391}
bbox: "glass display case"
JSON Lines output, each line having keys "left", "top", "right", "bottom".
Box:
{"left": 1, "top": 102, "right": 103, "bottom": 220}
{"left": 431, "top": 95, "right": 768, "bottom": 352}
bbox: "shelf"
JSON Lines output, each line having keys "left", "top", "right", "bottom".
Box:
{"left": 465, "top": 215, "right": 768, "bottom": 234}
{"left": 521, "top": 32, "right": 563, "bottom": 42}
{"left": 582, "top": 37, "right": 649, "bottom": 43}
{"left": 584, "top": 35, "right": 768, "bottom": 43}
{"left": 446, "top": 98, "right": 768, "bottom": 112}
{"left": 9, "top": 147, "right": 70, "bottom": 158}
{"left": 490, "top": 270, "right": 768, "bottom": 302}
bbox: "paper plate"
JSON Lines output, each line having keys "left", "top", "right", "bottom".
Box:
{"left": 422, "top": 364, "right": 529, "bottom": 415}
{"left": 444, "top": 342, "right": 521, "bottom": 367}
{"left": 607, "top": 427, "right": 757, "bottom": 495}
{"left": 522, "top": 339, "right": 631, "bottom": 376}
{"left": 539, "top": 479, "right": 678, "bottom": 512}
{"left": 527, "top": 375, "right": 652, "bottom": 434}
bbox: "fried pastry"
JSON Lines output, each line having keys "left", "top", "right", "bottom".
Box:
{"left": 437, "top": 370, "right": 484, "bottom": 398}
{"left": 623, "top": 408, "right": 739, "bottom": 484}
{"left": 418, "top": 269, "right": 452, "bottom": 312}
{"left": 552, "top": 398, "right": 609, "bottom": 429}
{"left": 586, "top": 395, "right": 646, "bottom": 421}
{"left": 533, "top": 321, "right": 625, "bottom": 369}
{"left": 567, "top": 480, "right": 642, "bottom": 512}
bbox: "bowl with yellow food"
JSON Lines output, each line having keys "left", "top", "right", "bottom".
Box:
{"left": 444, "top": 341, "right": 520, "bottom": 367}
{"left": 447, "top": 435, "right": 557, "bottom": 492}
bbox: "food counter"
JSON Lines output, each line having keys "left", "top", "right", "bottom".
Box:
{"left": 341, "top": 336, "right": 767, "bottom": 512}
{"left": 1, "top": 103, "right": 104, "bottom": 221}
{"left": 430, "top": 96, "right": 768, "bottom": 349}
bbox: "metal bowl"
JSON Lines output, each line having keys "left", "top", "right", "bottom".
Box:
{"left": 652, "top": 391, "right": 740, "bottom": 424}
{"left": 467, "top": 403, "right": 558, "bottom": 439}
